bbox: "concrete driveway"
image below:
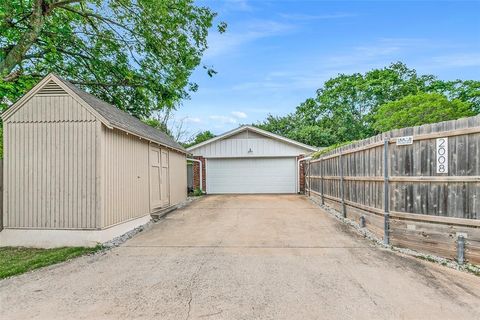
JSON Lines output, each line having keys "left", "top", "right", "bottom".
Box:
{"left": 1, "top": 195, "right": 479, "bottom": 320}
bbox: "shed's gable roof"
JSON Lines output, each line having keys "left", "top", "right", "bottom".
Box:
{"left": 187, "top": 125, "right": 318, "bottom": 152}
{"left": 2, "top": 74, "right": 186, "bottom": 153}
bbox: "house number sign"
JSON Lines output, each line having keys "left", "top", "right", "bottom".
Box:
{"left": 436, "top": 137, "right": 448, "bottom": 174}
{"left": 396, "top": 136, "right": 413, "bottom": 145}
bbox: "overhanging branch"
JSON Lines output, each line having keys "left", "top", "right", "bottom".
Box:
{"left": 69, "top": 80, "right": 143, "bottom": 87}
{"left": 50, "top": 0, "right": 85, "bottom": 10}
{"left": 58, "top": 5, "right": 138, "bottom": 35}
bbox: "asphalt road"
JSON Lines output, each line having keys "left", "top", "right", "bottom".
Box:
{"left": 1, "top": 195, "right": 479, "bottom": 319}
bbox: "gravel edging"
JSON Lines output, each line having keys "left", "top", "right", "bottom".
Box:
{"left": 102, "top": 221, "right": 155, "bottom": 248}
{"left": 102, "top": 196, "right": 203, "bottom": 248}
{"left": 308, "top": 196, "right": 480, "bottom": 277}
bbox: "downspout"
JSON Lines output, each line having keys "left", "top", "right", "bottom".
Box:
{"left": 297, "top": 156, "right": 312, "bottom": 194}
{"left": 187, "top": 158, "right": 203, "bottom": 192}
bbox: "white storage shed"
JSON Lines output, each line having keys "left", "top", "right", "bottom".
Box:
{"left": 0, "top": 74, "right": 188, "bottom": 247}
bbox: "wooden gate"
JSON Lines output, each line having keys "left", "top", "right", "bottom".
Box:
{"left": 150, "top": 147, "right": 162, "bottom": 209}
{"left": 160, "top": 150, "right": 170, "bottom": 207}
{"left": 150, "top": 147, "right": 170, "bottom": 210}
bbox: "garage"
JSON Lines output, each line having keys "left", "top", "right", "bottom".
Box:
{"left": 207, "top": 157, "right": 296, "bottom": 194}
{"left": 188, "top": 126, "right": 317, "bottom": 194}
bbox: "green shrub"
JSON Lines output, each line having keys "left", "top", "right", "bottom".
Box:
{"left": 311, "top": 140, "right": 355, "bottom": 159}
{"left": 193, "top": 188, "right": 203, "bottom": 196}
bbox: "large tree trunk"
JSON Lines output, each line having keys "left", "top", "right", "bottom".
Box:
{"left": 0, "top": 0, "right": 46, "bottom": 78}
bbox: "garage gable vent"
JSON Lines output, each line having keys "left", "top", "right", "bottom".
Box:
{"left": 37, "top": 80, "right": 67, "bottom": 95}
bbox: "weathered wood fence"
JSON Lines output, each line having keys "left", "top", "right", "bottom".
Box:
{"left": 305, "top": 115, "right": 480, "bottom": 264}
{"left": 0, "top": 159, "right": 2, "bottom": 231}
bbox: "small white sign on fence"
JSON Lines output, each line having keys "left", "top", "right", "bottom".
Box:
{"left": 396, "top": 136, "right": 413, "bottom": 145}
{"left": 436, "top": 137, "right": 448, "bottom": 174}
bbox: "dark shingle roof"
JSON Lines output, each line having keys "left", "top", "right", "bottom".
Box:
{"left": 56, "top": 75, "right": 186, "bottom": 153}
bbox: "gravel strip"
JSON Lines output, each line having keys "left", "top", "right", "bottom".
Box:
{"left": 308, "top": 196, "right": 480, "bottom": 276}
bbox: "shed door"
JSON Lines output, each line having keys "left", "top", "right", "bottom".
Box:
{"left": 161, "top": 150, "right": 170, "bottom": 207}
{"left": 206, "top": 157, "right": 296, "bottom": 194}
{"left": 150, "top": 147, "right": 162, "bottom": 209}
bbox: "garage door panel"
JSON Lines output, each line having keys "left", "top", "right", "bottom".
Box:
{"left": 207, "top": 158, "right": 296, "bottom": 194}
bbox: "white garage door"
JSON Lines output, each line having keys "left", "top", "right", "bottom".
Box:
{"left": 206, "top": 157, "right": 296, "bottom": 194}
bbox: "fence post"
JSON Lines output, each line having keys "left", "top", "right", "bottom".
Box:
{"left": 339, "top": 152, "right": 346, "bottom": 218}
{"left": 457, "top": 235, "right": 465, "bottom": 265}
{"left": 383, "top": 138, "right": 390, "bottom": 245}
{"left": 308, "top": 160, "right": 311, "bottom": 197}
{"left": 360, "top": 215, "right": 366, "bottom": 228}
{"left": 320, "top": 158, "right": 324, "bottom": 205}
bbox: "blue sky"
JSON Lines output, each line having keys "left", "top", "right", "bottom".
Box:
{"left": 174, "top": 0, "right": 480, "bottom": 138}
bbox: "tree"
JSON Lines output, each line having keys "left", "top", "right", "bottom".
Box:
{"left": 255, "top": 113, "right": 297, "bottom": 138}
{"left": 301, "top": 62, "right": 435, "bottom": 141}
{"left": 373, "top": 93, "right": 475, "bottom": 132}
{"left": 257, "top": 62, "right": 479, "bottom": 147}
{"left": 143, "top": 110, "right": 192, "bottom": 142}
{"left": 256, "top": 111, "right": 337, "bottom": 147}
{"left": 1, "top": 0, "right": 226, "bottom": 118}
{"left": 183, "top": 130, "right": 215, "bottom": 148}
{"left": 143, "top": 117, "right": 170, "bottom": 136}
{"left": 428, "top": 79, "right": 480, "bottom": 113}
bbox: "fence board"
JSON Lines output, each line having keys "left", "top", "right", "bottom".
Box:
{"left": 306, "top": 115, "right": 480, "bottom": 263}
{"left": 0, "top": 159, "right": 2, "bottom": 231}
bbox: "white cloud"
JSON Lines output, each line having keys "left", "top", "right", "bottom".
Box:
{"left": 224, "top": 0, "right": 252, "bottom": 12}
{"left": 432, "top": 53, "right": 480, "bottom": 67}
{"left": 184, "top": 117, "right": 201, "bottom": 123}
{"left": 327, "top": 38, "right": 426, "bottom": 66}
{"left": 204, "top": 20, "right": 294, "bottom": 59}
{"left": 209, "top": 115, "right": 238, "bottom": 124}
{"left": 229, "top": 38, "right": 435, "bottom": 94}
{"left": 231, "top": 111, "right": 247, "bottom": 119}
{"left": 231, "top": 71, "right": 330, "bottom": 92}
{"left": 279, "top": 13, "right": 357, "bottom": 21}
{"left": 244, "top": 107, "right": 275, "bottom": 114}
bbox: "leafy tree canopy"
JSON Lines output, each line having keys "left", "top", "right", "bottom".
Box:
{"left": 256, "top": 62, "right": 479, "bottom": 147}
{"left": 183, "top": 130, "right": 215, "bottom": 148}
{"left": 372, "top": 92, "right": 474, "bottom": 132}
{"left": 0, "top": 0, "right": 226, "bottom": 118}
{"left": 143, "top": 117, "right": 169, "bottom": 136}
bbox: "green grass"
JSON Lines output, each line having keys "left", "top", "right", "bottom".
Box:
{"left": 0, "top": 246, "right": 103, "bottom": 279}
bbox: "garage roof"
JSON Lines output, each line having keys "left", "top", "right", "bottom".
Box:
{"left": 187, "top": 125, "right": 318, "bottom": 152}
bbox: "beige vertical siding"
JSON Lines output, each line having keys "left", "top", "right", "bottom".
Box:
{"left": 8, "top": 94, "right": 96, "bottom": 123}
{"left": 4, "top": 95, "right": 98, "bottom": 229}
{"left": 190, "top": 129, "right": 311, "bottom": 158}
{"left": 168, "top": 150, "right": 187, "bottom": 206}
{"left": 4, "top": 87, "right": 186, "bottom": 231}
{"left": 102, "top": 128, "right": 150, "bottom": 228}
